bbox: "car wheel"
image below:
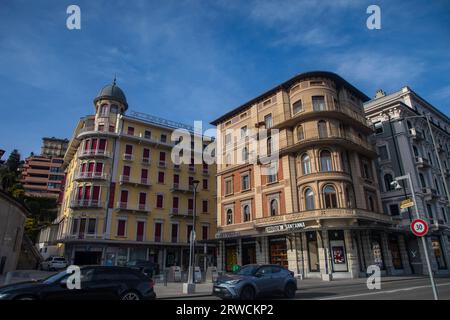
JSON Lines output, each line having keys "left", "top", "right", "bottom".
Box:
{"left": 120, "top": 291, "right": 141, "bottom": 300}
{"left": 284, "top": 283, "right": 296, "bottom": 299}
{"left": 240, "top": 286, "right": 255, "bottom": 300}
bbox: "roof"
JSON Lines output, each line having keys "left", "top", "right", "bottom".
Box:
{"left": 93, "top": 80, "right": 128, "bottom": 109}
{"left": 210, "top": 71, "right": 370, "bottom": 125}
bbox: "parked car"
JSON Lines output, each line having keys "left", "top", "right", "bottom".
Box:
{"left": 213, "top": 264, "right": 297, "bottom": 300}
{"left": 40, "top": 256, "right": 68, "bottom": 271}
{"left": 0, "top": 266, "right": 156, "bottom": 300}
{"left": 126, "top": 260, "right": 158, "bottom": 277}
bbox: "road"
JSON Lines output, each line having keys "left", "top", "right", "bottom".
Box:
{"left": 170, "top": 277, "right": 450, "bottom": 300}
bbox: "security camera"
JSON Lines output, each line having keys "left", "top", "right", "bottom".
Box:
{"left": 390, "top": 180, "right": 402, "bottom": 190}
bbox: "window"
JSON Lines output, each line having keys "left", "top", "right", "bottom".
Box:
{"left": 318, "top": 120, "right": 328, "bottom": 138}
{"left": 203, "top": 179, "right": 208, "bottom": 190}
{"left": 160, "top": 134, "right": 167, "bottom": 143}
{"left": 136, "top": 221, "right": 145, "bottom": 241}
{"left": 240, "top": 126, "right": 247, "bottom": 138}
{"left": 361, "top": 159, "right": 372, "bottom": 180}
{"left": 264, "top": 114, "right": 273, "bottom": 129}
{"left": 389, "top": 204, "right": 400, "bottom": 216}
{"left": 384, "top": 174, "right": 394, "bottom": 191}
{"left": 242, "top": 174, "right": 250, "bottom": 191}
{"left": 267, "top": 137, "right": 272, "bottom": 156}
{"left": 320, "top": 150, "right": 332, "bottom": 172}
{"left": 110, "top": 104, "right": 118, "bottom": 113}
{"left": 413, "top": 145, "right": 419, "bottom": 157}
{"left": 202, "top": 226, "right": 208, "bottom": 240}
{"left": 242, "top": 147, "right": 249, "bottom": 162}
{"left": 71, "top": 218, "right": 79, "bottom": 235}
{"left": 435, "top": 178, "right": 441, "bottom": 194}
{"left": 225, "top": 178, "right": 233, "bottom": 195}
{"left": 226, "top": 209, "right": 233, "bottom": 225}
{"left": 154, "top": 223, "right": 162, "bottom": 242}
{"left": 297, "top": 125, "right": 304, "bottom": 140}
{"left": 171, "top": 224, "right": 178, "bottom": 243}
{"left": 87, "top": 219, "right": 96, "bottom": 234}
{"left": 270, "top": 199, "right": 278, "bottom": 216}
{"left": 324, "top": 185, "right": 337, "bottom": 208}
{"left": 120, "top": 190, "right": 128, "bottom": 206}
{"left": 100, "top": 104, "right": 108, "bottom": 116}
{"left": 127, "top": 126, "right": 134, "bottom": 135}
{"left": 378, "top": 145, "right": 389, "bottom": 161}
{"left": 142, "top": 148, "right": 150, "bottom": 162}
{"left": 125, "top": 144, "right": 133, "bottom": 155}
{"left": 144, "top": 130, "right": 151, "bottom": 139}
{"left": 243, "top": 205, "right": 251, "bottom": 222}
{"left": 305, "top": 188, "right": 315, "bottom": 210}
{"left": 374, "top": 121, "right": 383, "bottom": 134}
{"left": 225, "top": 133, "right": 232, "bottom": 145}
{"left": 158, "top": 171, "right": 165, "bottom": 184}
{"left": 202, "top": 200, "right": 208, "bottom": 213}
{"left": 312, "top": 96, "right": 326, "bottom": 111}
{"left": 427, "top": 204, "right": 434, "bottom": 222}
{"left": 139, "top": 192, "right": 146, "bottom": 209}
{"left": 302, "top": 154, "right": 311, "bottom": 174}
{"left": 368, "top": 195, "right": 375, "bottom": 211}
{"left": 293, "top": 100, "right": 303, "bottom": 114}
{"left": 156, "top": 194, "right": 164, "bottom": 208}
{"left": 117, "top": 220, "right": 126, "bottom": 237}
{"left": 419, "top": 173, "right": 427, "bottom": 188}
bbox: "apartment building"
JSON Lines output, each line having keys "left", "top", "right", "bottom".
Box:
{"left": 57, "top": 81, "right": 217, "bottom": 272}
{"left": 21, "top": 155, "right": 65, "bottom": 198}
{"left": 365, "top": 87, "right": 450, "bottom": 275}
{"left": 41, "top": 137, "right": 69, "bottom": 157}
{"left": 211, "top": 71, "right": 406, "bottom": 280}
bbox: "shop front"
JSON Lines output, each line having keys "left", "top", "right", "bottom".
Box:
{"left": 241, "top": 238, "right": 256, "bottom": 265}
{"left": 268, "top": 236, "right": 288, "bottom": 268}
{"left": 328, "top": 230, "right": 348, "bottom": 273}
{"left": 224, "top": 240, "right": 238, "bottom": 271}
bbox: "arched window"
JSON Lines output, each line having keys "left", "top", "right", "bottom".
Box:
{"left": 226, "top": 209, "right": 233, "bottom": 225}
{"left": 419, "top": 173, "right": 426, "bottom": 188}
{"left": 270, "top": 199, "right": 278, "bottom": 216}
{"left": 305, "top": 188, "right": 315, "bottom": 210}
{"left": 323, "top": 185, "right": 338, "bottom": 208}
{"left": 320, "top": 150, "right": 332, "bottom": 172}
{"left": 384, "top": 174, "right": 394, "bottom": 191}
{"left": 301, "top": 154, "right": 311, "bottom": 175}
{"left": 318, "top": 120, "right": 328, "bottom": 138}
{"left": 243, "top": 205, "right": 251, "bottom": 222}
{"left": 242, "top": 147, "right": 249, "bottom": 162}
{"left": 297, "top": 125, "right": 304, "bottom": 141}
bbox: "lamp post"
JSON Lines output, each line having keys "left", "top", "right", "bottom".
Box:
{"left": 183, "top": 179, "right": 199, "bottom": 294}
{"left": 391, "top": 173, "right": 439, "bottom": 300}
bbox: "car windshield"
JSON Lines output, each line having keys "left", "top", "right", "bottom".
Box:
{"left": 42, "top": 270, "right": 68, "bottom": 284}
{"left": 235, "top": 265, "right": 258, "bottom": 276}
{"left": 54, "top": 258, "right": 66, "bottom": 262}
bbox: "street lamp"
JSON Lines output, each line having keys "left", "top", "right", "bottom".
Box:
{"left": 391, "top": 173, "right": 439, "bottom": 300}
{"left": 183, "top": 179, "right": 199, "bottom": 294}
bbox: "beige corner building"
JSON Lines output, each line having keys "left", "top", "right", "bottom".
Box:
{"left": 56, "top": 81, "right": 217, "bottom": 272}
{"left": 211, "top": 71, "right": 407, "bottom": 279}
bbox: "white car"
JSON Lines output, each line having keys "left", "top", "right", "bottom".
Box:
{"left": 40, "top": 256, "right": 68, "bottom": 271}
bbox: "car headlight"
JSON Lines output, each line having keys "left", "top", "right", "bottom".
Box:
{"left": 224, "top": 279, "right": 241, "bottom": 285}
{"left": 0, "top": 293, "right": 11, "bottom": 300}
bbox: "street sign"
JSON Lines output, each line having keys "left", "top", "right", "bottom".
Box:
{"left": 400, "top": 198, "right": 414, "bottom": 209}
{"left": 411, "top": 219, "right": 428, "bottom": 237}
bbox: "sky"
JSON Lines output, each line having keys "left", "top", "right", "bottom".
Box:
{"left": 0, "top": 0, "right": 449, "bottom": 158}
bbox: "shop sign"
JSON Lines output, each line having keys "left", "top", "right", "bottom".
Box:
{"left": 215, "top": 231, "right": 241, "bottom": 239}
{"left": 265, "top": 222, "right": 305, "bottom": 234}
{"left": 400, "top": 198, "right": 414, "bottom": 209}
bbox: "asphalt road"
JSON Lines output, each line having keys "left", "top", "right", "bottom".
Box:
{"left": 171, "top": 277, "right": 450, "bottom": 300}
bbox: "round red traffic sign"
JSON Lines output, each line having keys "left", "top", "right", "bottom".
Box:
{"left": 411, "top": 219, "right": 428, "bottom": 237}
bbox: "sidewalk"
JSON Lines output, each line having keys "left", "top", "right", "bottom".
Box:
{"left": 155, "top": 282, "right": 214, "bottom": 299}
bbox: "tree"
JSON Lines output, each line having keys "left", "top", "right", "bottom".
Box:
{"left": 5, "top": 149, "right": 21, "bottom": 173}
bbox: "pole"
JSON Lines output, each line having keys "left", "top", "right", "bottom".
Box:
{"left": 425, "top": 115, "right": 450, "bottom": 210}
{"left": 405, "top": 173, "right": 439, "bottom": 300}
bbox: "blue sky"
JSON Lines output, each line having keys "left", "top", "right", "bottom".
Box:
{"left": 0, "top": 0, "right": 449, "bottom": 158}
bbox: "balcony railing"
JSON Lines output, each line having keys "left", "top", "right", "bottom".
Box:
{"left": 170, "top": 183, "right": 194, "bottom": 193}
{"left": 78, "top": 149, "right": 110, "bottom": 158}
{"left": 70, "top": 199, "right": 103, "bottom": 209}
{"left": 119, "top": 175, "right": 151, "bottom": 186}
{"left": 141, "top": 157, "right": 151, "bottom": 165}
{"left": 116, "top": 202, "right": 150, "bottom": 212}
{"left": 158, "top": 161, "right": 166, "bottom": 168}
{"left": 123, "top": 153, "right": 134, "bottom": 161}
{"left": 169, "top": 208, "right": 196, "bottom": 217}
{"left": 75, "top": 172, "right": 108, "bottom": 180}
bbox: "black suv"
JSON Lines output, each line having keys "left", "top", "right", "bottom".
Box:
{"left": 0, "top": 266, "right": 156, "bottom": 300}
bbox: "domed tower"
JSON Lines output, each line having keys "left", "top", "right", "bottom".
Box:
{"left": 93, "top": 78, "right": 128, "bottom": 133}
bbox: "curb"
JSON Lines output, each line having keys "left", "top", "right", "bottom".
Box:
{"left": 157, "top": 293, "right": 213, "bottom": 300}
{"left": 297, "top": 277, "right": 431, "bottom": 290}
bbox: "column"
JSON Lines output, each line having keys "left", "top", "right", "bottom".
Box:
{"left": 361, "top": 230, "right": 374, "bottom": 269}
{"left": 256, "top": 237, "right": 269, "bottom": 264}
{"left": 381, "top": 233, "right": 394, "bottom": 275}
{"left": 398, "top": 234, "right": 412, "bottom": 274}
{"left": 317, "top": 231, "right": 331, "bottom": 281}
{"left": 237, "top": 239, "right": 243, "bottom": 266}
{"left": 301, "top": 232, "right": 308, "bottom": 278}
{"left": 344, "top": 230, "right": 359, "bottom": 278}
{"left": 216, "top": 241, "right": 224, "bottom": 272}
{"left": 287, "top": 233, "right": 304, "bottom": 276}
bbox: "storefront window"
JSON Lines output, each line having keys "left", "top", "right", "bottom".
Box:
{"left": 306, "top": 231, "right": 320, "bottom": 272}
{"left": 117, "top": 248, "right": 128, "bottom": 266}
{"left": 269, "top": 237, "right": 288, "bottom": 268}
{"left": 388, "top": 235, "right": 403, "bottom": 270}
{"left": 431, "top": 237, "right": 447, "bottom": 269}
{"left": 242, "top": 239, "right": 256, "bottom": 265}
{"left": 328, "top": 230, "right": 348, "bottom": 272}
{"left": 225, "top": 242, "right": 238, "bottom": 272}
{"left": 371, "top": 234, "right": 385, "bottom": 270}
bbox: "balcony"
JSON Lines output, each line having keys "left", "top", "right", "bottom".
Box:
{"left": 120, "top": 130, "right": 175, "bottom": 149}
{"left": 188, "top": 165, "right": 196, "bottom": 173}
{"left": 169, "top": 208, "right": 196, "bottom": 218}
{"left": 173, "top": 164, "right": 181, "bottom": 172}
{"left": 116, "top": 202, "right": 150, "bottom": 213}
{"left": 123, "top": 153, "right": 134, "bottom": 162}
{"left": 271, "top": 102, "right": 373, "bottom": 134}
{"left": 69, "top": 199, "right": 103, "bottom": 209}
{"left": 74, "top": 172, "right": 109, "bottom": 181}
{"left": 415, "top": 156, "right": 431, "bottom": 168}
{"left": 141, "top": 157, "right": 151, "bottom": 166}
{"left": 158, "top": 161, "right": 167, "bottom": 168}
{"left": 78, "top": 149, "right": 110, "bottom": 159}
{"left": 119, "top": 175, "right": 151, "bottom": 187}
{"left": 170, "top": 183, "right": 194, "bottom": 193}
{"left": 202, "top": 169, "right": 209, "bottom": 176}
{"left": 422, "top": 187, "right": 439, "bottom": 200}
{"left": 280, "top": 129, "right": 376, "bottom": 157}
{"left": 409, "top": 128, "right": 424, "bottom": 140}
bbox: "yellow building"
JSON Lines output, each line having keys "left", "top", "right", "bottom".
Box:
{"left": 57, "top": 81, "right": 217, "bottom": 271}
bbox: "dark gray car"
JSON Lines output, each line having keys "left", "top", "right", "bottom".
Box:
{"left": 213, "top": 264, "right": 297, "bottom": 300}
